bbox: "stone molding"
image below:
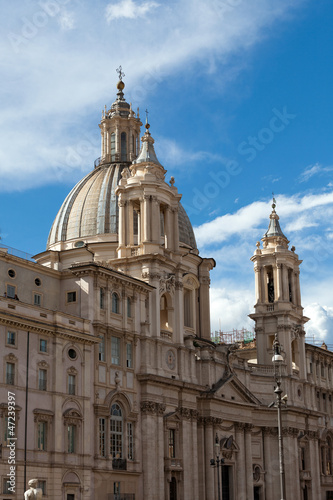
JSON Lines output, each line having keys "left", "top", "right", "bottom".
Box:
{"left": 140, "top": 401, "right": 166, "bottom": 415}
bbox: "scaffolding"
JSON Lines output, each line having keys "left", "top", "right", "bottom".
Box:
{"left": 211, "top": 327, "right": 255, "bottom": 345}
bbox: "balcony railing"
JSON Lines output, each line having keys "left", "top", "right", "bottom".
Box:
{"left": 112, "top": 458, "right": 127, "bottom": 470}
{"left": 6, "top": 374, "right": 15, "bottom": 385}
{"left": 94, "top": 153, "right": 136, "bottom": 168}
{"left": 108, "top": 495, "right": 135, "bottom": 500}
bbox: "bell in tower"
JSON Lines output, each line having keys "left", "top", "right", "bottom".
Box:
{"left": 249, "top": 199, "right": 309, "bottom": 378}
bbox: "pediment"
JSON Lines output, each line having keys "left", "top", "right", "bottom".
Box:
{"left": 203, "top": 372, "right": 262, "bottom": 406}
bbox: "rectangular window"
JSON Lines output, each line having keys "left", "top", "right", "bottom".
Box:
{"left": 127, "top": 297, "right": 132, "bottom": 318}
{"left": 99, "top": 335, "right": 105, "bottom": 362}
{"left": 168, "top": 429, "right": 176, "bottom": 458}
{"left": 3, "top": 478, "right": 12, "bottom": 494}
{"left": 7, "top": 331, "right": 16, "bottom": 346}
{"left": 114, "top": 482, "right": 120, "bottom": 495}
{"left": 111, "top": 337, "right": 120, "bottom": 365}
{"left": 4, "top": 416, "right": 9, "bottom": 444}
{"left": 127, "top": 422, "right": 134, "bottom": 460}
{"left": 40, "top": 338, "right": 47, "bottom": 353}
{"left": 126, "top": 343, "right": 132, "bottom": 368}
{"left": 67, "top": 291, "right": 77, "bottom": 303}
{"left": 6, "top": 284, "right": 16, "bottom": 299}
{"left": 67, "top": 495, "right": 75, "bottom": 500}
{"left": 37, "top": 481, "right": 46, "bottom": 495}
{"left": 68, "top": 424, "right": 76, "bottom": 453}
{"left": 100, "top": 288, "right": 105, "bottom": 309}
{"left": 38, "top": 369, "right": 47, "bottom": 391}
{"left": 6, "top": 363, "right": 15, "bottom": 385}
{"left": 37, "top": 422, "right": 47, "bottom": 451}
{"left": 34, "top": 293, "right": 42, "bottom": 306}
{"left": 68, "top": 374, "right": 76, "bottom": 395}
{"left": 99, "top": 418, "right": 106, "bottom": 457}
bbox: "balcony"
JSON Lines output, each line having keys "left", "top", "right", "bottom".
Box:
{"left": 164, "top": 457, "right": 183, "bottom": 471}
{"left": 112, "top": 458, "right": 127, "bottom": 470}
{"left": 108, "top": 495, "right": 135, "bottom": 500}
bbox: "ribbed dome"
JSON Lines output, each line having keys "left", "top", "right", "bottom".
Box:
{"left": 47, "top": 163, "right": 197, "bottom": 250}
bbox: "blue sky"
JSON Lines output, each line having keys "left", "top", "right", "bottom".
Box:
{"left": 1, "top": 0, "right": 333, "bottom": 342}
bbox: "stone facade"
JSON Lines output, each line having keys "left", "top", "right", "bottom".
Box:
{"left": 1, "top": 80, "right": 333, "bottom": 500}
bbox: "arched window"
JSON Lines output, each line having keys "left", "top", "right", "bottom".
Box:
{"left": 127, "top": 297, "right": 132, "bottom": 318}
{"left": 184, "top": 289, "right": 192, "bottom": 328}
{"left": 160, "top": 293, "right": 173, "bottom": 334}
{"left": 121, "top": 132, "right": 127, "bottom": 161}
{"left": 111, "top": 133, "right": 115, "bottom": 159}
{"left": 110, "top": 403, "right": 123, "bottom": 458}
{"left": 170, "top": 477, "right": 177, "bottom": 500}
{"left": 327, "top": 436, "right": 332, "bottom": 475}
{"left": 112, "top": 292, "right": 119, "bottom": 314}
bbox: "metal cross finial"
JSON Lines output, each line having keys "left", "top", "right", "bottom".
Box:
{"left": 145, "top": 108, "right": 149, "bottom": 122}
{"left": 116, "top": 65, "right": 125, "bottom": 81}
{"left": 272, "top": 192, "right": 276, "bottom": 209}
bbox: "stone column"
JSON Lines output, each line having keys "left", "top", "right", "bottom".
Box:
{"left": 137, "top": 210, "right": 141, "bottom": 245}
{"left": 101, "top": 129, "right": 105, "bottom": 157}
{"left": 105, "top": 129, "right": 109, "bottom": 155}
{"left": 141, "top": 402, "right": 166, "bottom": 500}
{"left": 204, "top": 419, "right": 215, "bottom": 500}
{"left": 115, "top": 125, "right": 119, "bottom": 156}
{"left": 296, "top": 271, "right": 301, "bottom": 306}
{"left": 291, "top": 271, "right": 296, "bottom": 304}
{"left": 151, "top": 196, "right": 160, "bottom": 243}
{"left": 164, "top": 206, "right": 172, "bottom": 249}
{"left": 282, "top": 265, "right": 289, "bottom": 301}
{"left": 262, "top": 428, "right": 274, "bottom": 500}
{"left": 235, "top": 423, "right": 247, "bottom": 500}
{"left": 127, "top": 201, "right": 134, "bottom": 246}
{"left": 277, "top": 263, "right": 283, "bottom": 300}
{"left": 245, "top": 424, "right": 254, "bottom": 500}
{"left": 143, "top": 195, "right": 151, "bottom": 242}
{"left": 173, "top": 208, "right": 179, "bottom": 252}
{"left": 118, "top": 199, "right": 126, "bottom": 248}
{"left": 254, "top": 266, "right": 261, "bottom": 303}
{"left": 261, "top": 266, "right": 267, "bottom": 303}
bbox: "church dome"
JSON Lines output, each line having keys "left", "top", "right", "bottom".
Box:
{"left": 47, "top": 162, "right": 197, "bottom": 250}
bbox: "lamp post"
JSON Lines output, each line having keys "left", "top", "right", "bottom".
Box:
{"left": 272, "top": 334, "right": 286, "bottom": 500}
{"left": 210, "top": 433, "right": 223, "bottom": 500}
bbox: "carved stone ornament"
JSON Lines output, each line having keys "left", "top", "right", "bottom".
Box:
{"left": 63, "top": 409, "right": 82, "bottom": 426}
{"left": 166, "top": 350, "right": 176, "bottom": 370}
{"left": 160, "top": 274, "right": 176, "bottom": 295}
{"left": 140, "top": 401, "right": 166, "bottom": 415}
{"left": 177, "top": 407, "right": 198, "bottom": 420}
{"left": 121, "top": 167, "right": 131, "bottom": 179}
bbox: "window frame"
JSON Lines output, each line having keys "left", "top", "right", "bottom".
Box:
{"left": 34, "top": 292, "right": 42, "bottom": 307}
{"left": 68, "top": 374, "right": 76, "bottom": 395}
{"left": 67, "top": 424, "right": 76, "bottom": 454}
{"left": 111, "top": 292, "right": 120, "bottom": 314}
{"left": 66, "top": 291, "right": 77, "bottom": 304}
{"left": 38, "top": 368, "right": 47, "bottom": 391}
{"left": 39, "top": 338, "right": 48, "bottom": 353}
{"left": 37, "top": 421, "right": 47, "bottom": 451}
{"left": 6, "top": 283, "right": 16, "bottom": 299}
{"left": 5, "top": 362, "right": 15, "bottom": 385}
{"left": 6, "top": 331, "right": 16, "bottom": 347}
{"left": 111, "top": 336, "right": 120, "bottom": 365}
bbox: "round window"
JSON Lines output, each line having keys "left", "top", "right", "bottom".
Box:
{"left": 68, "top": 348, "right": 77, "bottom": 360}
{"left": 8, "top": 269, "right": 16, "bottom": 278}
{"left": 35, "top": 278, "right": 41, "bottom": 286}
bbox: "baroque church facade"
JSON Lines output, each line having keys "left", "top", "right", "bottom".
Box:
{"left": 1, "top": 78, "right": 333, "bottom": 500}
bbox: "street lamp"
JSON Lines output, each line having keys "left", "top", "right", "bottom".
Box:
{"left": 210, "top": 433, "right": 223, "bottom": 500}
{"left": 272, "top": 334, "right": 286, "bottom": 500}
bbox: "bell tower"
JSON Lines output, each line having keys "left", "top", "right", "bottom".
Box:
{"left": 98, "top": 66, "right": 142, "bottom": 166}
{"left": 249, "top": 200, "right": 309, "bottom": 378}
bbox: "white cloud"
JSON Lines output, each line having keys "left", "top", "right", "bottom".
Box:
{"left": 210, "top": 286, "right": 254, "bottom": 334}
{"left": 299, "top": 162, "right": 333, "bottom": 183}
{"left": 105, "top": 0, "right": 159, "bottom": 22}
{"left": 0, "top": 0, "right": 306, "bottom": 191}
{"left": 58, "top": 11, "right": 75, "bottom": 31}
{"left": 156, "top": 137, "right": 227, "bottom": 168}
{"left": 303, "top": 303, "right": 333, "bottom": 343}
{"left": 194, "top": 191, "right": 333, "bottom": 248}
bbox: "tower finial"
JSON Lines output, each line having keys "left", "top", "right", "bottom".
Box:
{"left": 116, "top": 65, "right": 125, "bottom": 81}
{"left": 145, "top": 108, "right": 150, "bottom": 131}
{"left": 272, "top": 192, "right": 276, "bottom": 210}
